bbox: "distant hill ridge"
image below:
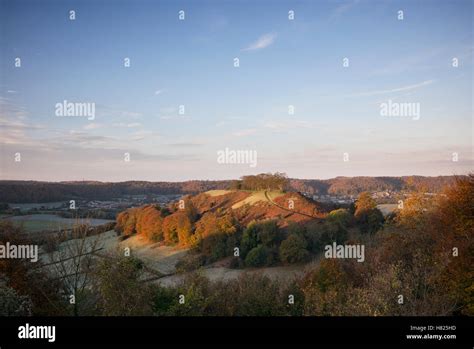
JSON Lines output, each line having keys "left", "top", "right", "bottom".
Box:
{"left": 0, "top": 176, "right": 460, "bottom": 203}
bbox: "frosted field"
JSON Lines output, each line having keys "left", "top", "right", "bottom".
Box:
{"left": 5, "top": 214, "right": 113, "bottom": 232}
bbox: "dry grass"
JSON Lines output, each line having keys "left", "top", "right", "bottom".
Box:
{"left": 117, "top": 234, "right": 188, "bottom": 274}
{"left": 156, "top": 264, "right": 307, "bottom": 287}
{"left": 205, "top": 190, "right": 234, "bottom": 197}
{"left": 231, "top": 190, "right": 284, "bottom": 209}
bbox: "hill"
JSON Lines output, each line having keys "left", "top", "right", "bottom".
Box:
{"left": 114, "top": 189, "right": 332, "bottom": 269}
{"left": 116, "top": 189, "right": 327, "bottom": 241}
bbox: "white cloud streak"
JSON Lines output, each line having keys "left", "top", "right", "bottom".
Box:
{"left": 242, "top": 33, "right": 277, "bottom": 51}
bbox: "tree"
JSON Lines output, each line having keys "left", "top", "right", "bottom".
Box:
{"left": 0, "top": 221, "right": 67, "bottom": 316}
{"left": 137, "top": 205, "right": 164, "bottom": 242}
{"left": 166, "top": 272, "right": 214, "bottom": 316}
{"left": 195, "top": 212, "right": 240, "bottom": 260}
{"left": 286, "top": 222, "right": 307, "bottom": 236}
{"left": 93, "top": 255, "right": 153, "bottom": 316}
{"left": 122, "top": 210, "right": 137, "bottom": 236}
{"left": 0, "top": 286, "right": 32, "bottom": 316}
{"left": 115, "top": 211, "right": 129, "bottom": 234}
{"left": 240, "top": 221, "right": 261, "bottom": 257}
{"left": 354, "top": 192, "right": 376, "bottom": 217}
{"left": 361, "top": 208, "right": 384, "bottom": 234}
{"left": 177, "top": 214, "right": 193, "bottom": 247}
{"left": 306, "top": 221, "right": 348, "bottom": 253}
{"left": 47, "top": 222, "right": 102, "bottom": 316}
{"left": 244, "top": 245, "right": 269, "bottom": 267}
{"left": 227, "top": 274, "right": 288, "bottom": 316}
{"left": 429, "top": 175, "right": 474, "bottom": 315}
{"left": 162, "top": 214, "right": 180, "bottom": 244}
{"left": 241, "top": 220, "right": 280, "bottom": 258}
{"left": 327, "top": 208, "right": 353, "bottom": 227}
{"left": 239, "top": 173, "right": 289, "bottom": 191}
{"left": 258, "top": 220, "right": 280, "bottom": 246}
{"left": 395, "top": 192, "right": 431, "bottom": 230}
{"left": 279, "top": 234, "right": 309, "bottom": 264}
{"left": 302, "top": 259, "right": 350, "bottom": 315}
{"left": 354, "top": 192, "right": 384, "bottom": 234}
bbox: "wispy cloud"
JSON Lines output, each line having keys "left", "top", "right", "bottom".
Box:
{"left": 83, "top": 123, "right": 102, "bottom": 130}
{"left": 330, "top": 0, "right": 360, "bottom": 21}
{"left": 0, "top": 97, "right": 29, "bottom": 120}
{"left": 96, "top": 104, "right": 142, "bottom": 120}
{"left": 242, "top": 33, "right": 277, "bottom": 51}
{"left": 130, "top": 129, "right": 159, "bottom": 141}
{"left": 112, "top": 122, "right": 142, "bottom": 128}
{"left": 263, "top": 119, "right": 321, "bottom": 132}
{"left": 232, "top": 128, "right": 257, "bottom": 137}
{"left": 345, "top": 80, "right": 435, "bottom": 98}
{"left": 166, "top": 141, "right": 205, "bottom": 147}
{"left": 369, "top": 47, "right": 445, "bottom": 76}
{"left": 215, "top": 116, "right": 246, "bottom": 127}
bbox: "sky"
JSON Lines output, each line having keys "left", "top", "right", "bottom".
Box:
{"left": 0, "top": 0, "right": 473, "bottom": 181}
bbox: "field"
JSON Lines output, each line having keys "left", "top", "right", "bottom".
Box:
{"left": 9, "top": 201, "right": 66, "bottom": 212}
{"left": 5, "top": 214, "right": 114, "bottom": 233}
{"left": 205, "top": 190, "right": 234, "bottom": 197}
{"left": 157, "top": 263, "right": 308, "bottom": 288}
{"left": 377, "top": 204, "right": 398, "bottom": 216}
{"left": 231, "top": 190, "right": 284, "bottom": 209}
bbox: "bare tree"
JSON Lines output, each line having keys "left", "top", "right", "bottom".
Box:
{"left": 46, "top": 222, "right": 103, "bottom": 316}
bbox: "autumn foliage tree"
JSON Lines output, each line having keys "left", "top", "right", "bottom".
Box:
{"left": 354, "top": 192, "right": 384, "bottom": 234}
{"left": 279, "top": 234, "right": 309, "bottom": 264}
{"left": 0, "top": 221, "right": 67, "bottom": 315}
{"left": 237, "top": 172, "right": 288, "bottom": 191}
{"left": 428, "top": 175, "right": 474, "bottom": 315}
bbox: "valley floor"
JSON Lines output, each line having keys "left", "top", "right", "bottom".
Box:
{"left": 43, "top": 229, "right": 312, "bottom": 288}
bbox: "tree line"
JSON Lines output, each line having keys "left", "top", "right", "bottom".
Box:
{"left": 231, "top": 173, "right": 289, "bottom": 191}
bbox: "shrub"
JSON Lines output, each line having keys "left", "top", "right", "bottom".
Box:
{"left": 306, "top": 221, "right": 348, "bottom": 253}
{"left": 0, "top": 286, "right": 32, "bottom": 316}
{"left": 151, "top": 285, "right": 177, "bottom": 316}
{"left": 357, "top": 208, "right": 384, "bottom": 234}
{"left": 230, "top": 274, "right": 288, "bottom": 316}
{"left": 354, "top": 192, "right": 376, "bottom": 217}
{"left": 244, "top": 245, "right": 269, "bottom": 267}
{"left": 259, "top": 220, "right": 280, "bottom": 246}
{"left": 327, "top": 208, "right": 353, "bottom": 227}
{"left": 240, "top": 221, "right": 260, "bottom": 257}
{"left": 166, "top": 273, "right": 214, "bottom": 316}
{"left": 93, "top": 256, "right": 153, "bottom": 316}
{"left": 286, "top": 222, "right": 307, "bottom": 236}
{"left": 279, "top": 234, "right": 309, "bottom": 264}
{"left": 241, "top": 219, "right": 280, "bottom": 258}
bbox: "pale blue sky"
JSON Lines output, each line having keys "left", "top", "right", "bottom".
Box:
{"left": 0, "top": 0, "right": 472, "bottom": 181}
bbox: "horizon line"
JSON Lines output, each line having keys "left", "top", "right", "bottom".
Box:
{"left": 0, "top": 173, "right": 469, "bottom": 184}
